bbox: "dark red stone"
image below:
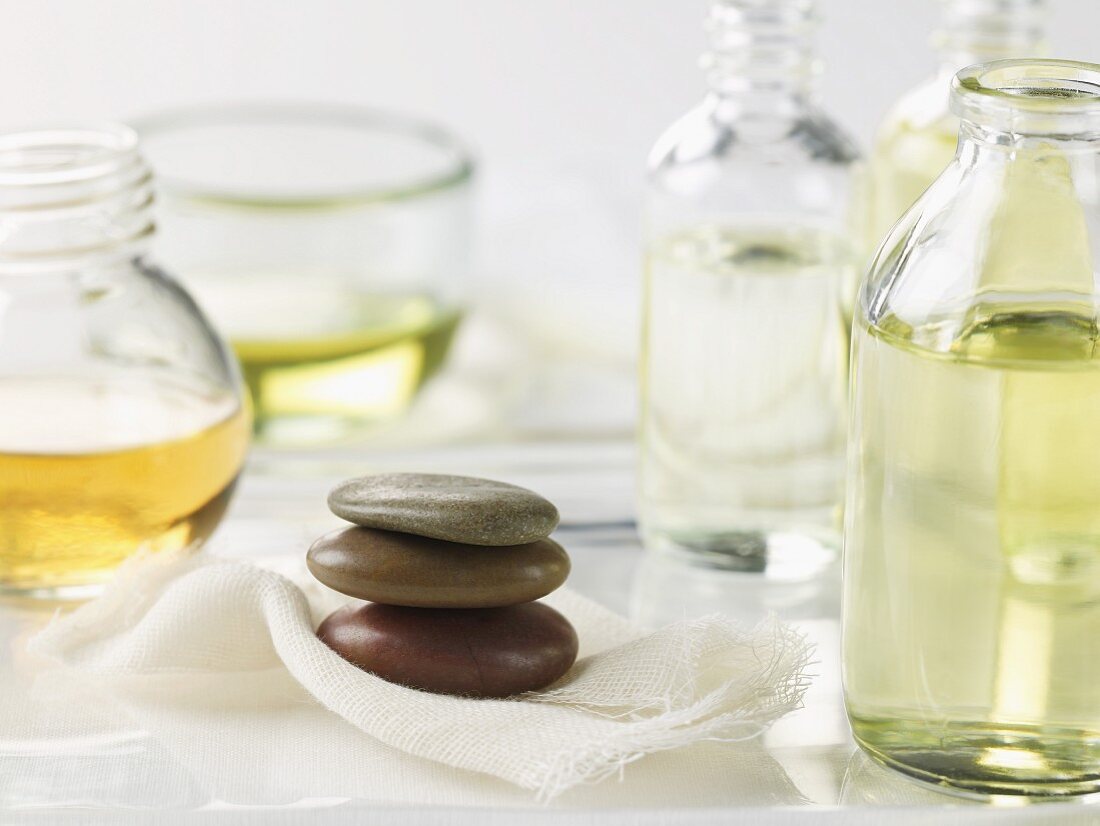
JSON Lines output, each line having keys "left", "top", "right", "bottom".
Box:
{"left": 316, "top": 601, "right": 579, "bottom": 698}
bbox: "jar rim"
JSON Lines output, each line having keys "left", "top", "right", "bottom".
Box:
{"left": 0, "top": 124, "right": 154, "bottom": 268}
{"left": 0, "top": 124, "right": 141, "bottom": 188}
{"left": 133, "top": 103, "right": 475, "bottom": 210}
{"left": 951, "top": 58, "right": 1100, "bottom": 135}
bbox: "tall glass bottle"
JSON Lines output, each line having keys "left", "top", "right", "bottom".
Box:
{"left": 639, "top": 0, "right": 861, "bottom": 576}
{"left": 867, "top": 0, "right": 1046, "bottom": 247}
{"left": 846, "top": 59, "right": 1100, "bottom": 797}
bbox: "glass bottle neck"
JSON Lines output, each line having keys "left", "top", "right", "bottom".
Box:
{"left": 956, "top": 121, "right": 1100, "bottom": 160}
{"left": 933, "top": 0, "right": 1046, "bottom": 75}
{"left": 949, "top": 61, "right": 1100, "bottom": 189}
{"left": 0, "top": 127, "right": 154, "bottom": 273}
{"left": 703, "top": 0, "right": 820, "bottom": 116}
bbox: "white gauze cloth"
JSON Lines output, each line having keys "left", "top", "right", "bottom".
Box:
{"left": 28, "top": 552, "right": 812, "bottom": 801}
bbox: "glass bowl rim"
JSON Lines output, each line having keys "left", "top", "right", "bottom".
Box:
{"left": 133, "top": 102, "right": 475, "bottom": 209}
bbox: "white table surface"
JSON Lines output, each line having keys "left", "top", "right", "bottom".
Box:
{"left": 2, "top": 440, "right": 1099, "bottom": 824}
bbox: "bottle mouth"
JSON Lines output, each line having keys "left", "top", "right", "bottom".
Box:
{"left": 0, "top": 125, "right": 154, "bottom": 267}
{"left": 703, "top": 0, "right": 822, "bottom": 95}
{"left": 0, "top": 126, "right": 136, "bottom": 177}
{"left": 951, "top": 59, "right": 1100, "bottom": 136}
{"left": 0, "top": 125, "right": 151, "bottom": 210}
{"left": 932, "top": 0, "right": 1046, "bottom": 62}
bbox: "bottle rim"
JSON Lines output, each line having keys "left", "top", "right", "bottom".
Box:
{"left": 0, "top": 125, "right": 154, "bottom": 267}
{"left": 703, "top": 0, "right": 822, "bottom": 96}
{"left": 932, "top": 0, "right": 1046, "bottom": 62}
{"left": 951, "top": 58, "right": 1100, "bottom": 135}
{"left": 0, "top": 124, "right": 146, "bottom": 193}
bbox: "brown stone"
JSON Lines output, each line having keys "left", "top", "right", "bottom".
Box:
{"left": 306, "top": 526, "right": 570, "bottom": 608}
{"left": 316, "top": 602, "right": 579, "bottom": 697}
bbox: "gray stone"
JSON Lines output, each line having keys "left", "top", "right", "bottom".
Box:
{"left": 327, "top": 473, "right": 560, "bottom": 546}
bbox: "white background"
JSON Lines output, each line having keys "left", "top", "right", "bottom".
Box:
{"left": 3, "top": 1, "right": 1097, "bottom": 171}
{"left": 3, "top": 0, "right": 1097, "bottom": 363}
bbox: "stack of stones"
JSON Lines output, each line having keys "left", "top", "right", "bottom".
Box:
{"left": 307, "top": 473, "right": 578, "bottom": 698}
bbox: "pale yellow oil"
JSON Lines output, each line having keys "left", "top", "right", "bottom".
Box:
{"left": 0, "top": 377, "right": 249, "bottom": 596}
{"left": 188, "top": 276, "right": 461, "bottom": 441}
{"left": 639, "top": 226, "right": 853, "bottom": 573}
{"left": 845, "top": 312, "right": 1100, "bottom": 796}
{"left": 845, "top": 145, "right": 1100, "bottom": 796}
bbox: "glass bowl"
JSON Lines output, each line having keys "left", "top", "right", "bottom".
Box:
{"left": 136, "top": 103, "right": 475, "bottom": 445}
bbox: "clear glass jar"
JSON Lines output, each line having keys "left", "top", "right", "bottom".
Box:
{"left": 867, "top": 0, "right": 1046, "bottom": 248}
{"left": 0, "top": 126, "right": 249, "bottom": 599}
{"left": 638, "top": 0, "right": 862, "bottom": 578}
{"left": 845, "top": 59, "right": 1100, "bottom": 797}
{"left": 136, "top": 104, "right": 474, "bottom": 445}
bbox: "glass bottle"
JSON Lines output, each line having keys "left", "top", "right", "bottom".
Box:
{"left": 0, "top": 126, "right": 249, "bottom": 599}
{"left": 845, "top": 59, "right": 1100, "bottom": 797}
{"left": 638, "top": 0, "right": 861, "bottom": 576}
{"left": 867, "top": 0, "right": 1046, "bottom": 248}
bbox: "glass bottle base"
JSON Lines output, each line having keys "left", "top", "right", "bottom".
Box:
{"left": 851, "top": 715, "right": 1100, "bottom": 800}
{"left": 640, "top": 526, "right": 837, "bottom": 581}
{"left": 0, "top": 580, "right": 109, "bottom": 604}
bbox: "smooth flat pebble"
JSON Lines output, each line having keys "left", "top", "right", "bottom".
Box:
{"left": 316, "top": 602, "right": 579, "bottom": 698}
{"left": 327, "top": 473, "right": 560, "bottom": 546}
{"left": 307, "top": 526, "right": 571, "bottom": 608}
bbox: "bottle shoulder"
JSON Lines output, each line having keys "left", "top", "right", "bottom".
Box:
{"left": 861, "top": 144, "right": 1100, "bottom": 355}
{"left": 649, "top": 100, "right": 862, "bottom": 176}
{"left": 0, "top": 255, "right": 239, "bottom": 390}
